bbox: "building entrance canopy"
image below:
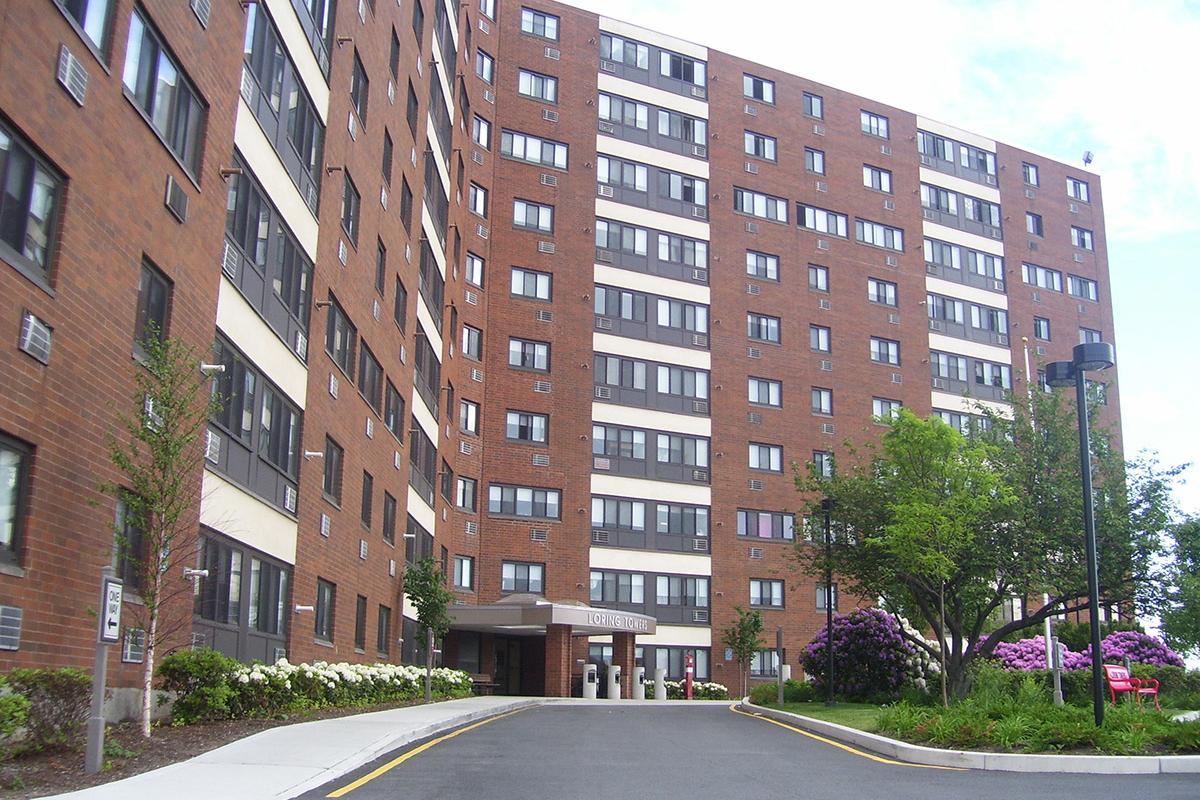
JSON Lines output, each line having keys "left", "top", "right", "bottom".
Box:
{"left": 449, "top": 594, "right": 657, "bottom": 637}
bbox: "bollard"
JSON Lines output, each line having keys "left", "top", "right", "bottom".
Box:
{"left": 582, "top": 663, "right": 598, "bottom": 700}
{"left": 780, "top": 664, "right": 792, "bottom": 682}
{"left": 633, "top": 666, "right": 646, "bottom": 701}
{"left": 607, "top": 664, "right": 622, "bottom": 699}
{"left": 654, "top": 667, "right": 667, "bottom": 701}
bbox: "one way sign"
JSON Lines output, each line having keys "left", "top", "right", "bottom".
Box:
{"left": 99, "top": 578, "right": 123, "bottom": 644}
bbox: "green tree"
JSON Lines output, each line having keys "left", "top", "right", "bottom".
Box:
{"left": 103, "top": 332, "right": 216, "bottom": 737}
{"left": 1160, "top": 517, "right": 1200, "bottom": 657}
{"left": 721, "top": 606, "right": 765, "bottom": 698}
{"left": 403, "top": 557, "right": 455, "bottom": 702}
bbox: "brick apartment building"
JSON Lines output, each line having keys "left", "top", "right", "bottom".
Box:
{"left": 0, "top": 0, "right": 1119, "bottom": 697}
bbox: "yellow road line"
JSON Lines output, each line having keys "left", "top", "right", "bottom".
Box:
{"left": 326, "top": 707, "right": 529, "bottom": 797}
{"left": 728, "top": 704, "right": 965, "bottom": 771}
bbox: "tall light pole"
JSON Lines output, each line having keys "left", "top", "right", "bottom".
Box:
{"left": 1045, "top": 341, "right": 1115, "bottom": 727}
{"left": 822, "top": 497, "right": 835, "bottom": 707}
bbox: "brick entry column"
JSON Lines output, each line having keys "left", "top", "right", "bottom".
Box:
{"left": 612, "top": 632, "right": 636, "bottom": 699}
{"left": 544, "top": 624, "right": 573, "bottom": 697}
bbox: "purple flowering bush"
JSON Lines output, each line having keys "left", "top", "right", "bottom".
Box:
{"left": 1096, "top": 630, "right": 1186, "bottom": 668}
{"left": 802, "top": 608, "right": 915, "bottom": 701}
{"left": 992, "top": 636, "right": 1091, "bottom": 671}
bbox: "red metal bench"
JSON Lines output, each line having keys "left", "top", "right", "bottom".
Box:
{"left": 1102, "top": 664, "right": 1160, "bottom": 710}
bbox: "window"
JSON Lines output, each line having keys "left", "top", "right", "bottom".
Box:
{"left": 655, "top": 575, "right": 708, "bottom": 607}
{"left": 459, "top": 399, "right": 479, "bottom": 435}
{"left": 392, "top": 280, "right": 409, "bottom": 333}
{"left": 122, "top": 9, "right": 206, "bottom": 173}
{"left": 506, "top": 411, "right": 548, "bottom": 444}
{"left": 1067, "top": 177, "right": 1090, "bottom": 202}
{"left": 1023, "top": 162, "right": 1040, "bottom": 186}
{"left": 744, "top": 131, "right": 776, "bottom": 161}
{"left": 58, "top": 0, "right": 114, "bottom": 55}
{"left": 1079, "top": 327, "right": 1102, "bottom": 344}
{"left": 468, "top": 183, "right": 488, "bottom": 217}
{"left": 808, "top": 264, "right": 828, "bottom": 292}
{"left": 511, "top": 267, "right": 551, "bottom": 300}
{"left": 472, "top": 115, "right": 491, "bottom": 148}
{"left": 456, "top": 477, "right": 477, "bottom": 511}
{"left": 1068, "top": 274, "right": 1098, "bottom": 301}
{"left": 657, "top": 233, "right": 708, "bottom": 268}
{"left": 389, "top": 28, "right": 401, "bottom": 78}
{"left": 860, "top": 164, "right": 892, "bottom": 193}
{"left": 411, "top": 0, "right": 424, "bottom": 45}
{"left": 931, "top": 351, "right": 968, "bottom": 381}
{"left": 734, "top": 188, "right": 788, "bottom": 222}
{"left": 788, "top": 88, "right": 815, "bottom": 117}
{"left": 655, "top": 503, "right": 709, "bottom": 536}
{"left": 873, "top": 397, "right": 901, "bottom": 420}
{"left": 860, "top": 110, "right": 888, "bottom": 138}
{"left": 479, "top": 0, "right": 495, "bottom": 18}
{"left": 501, "top": 561, "right": 544, "bottom": 593}
{"left": 917, "top": 131, "right": 953, "bottom": 161}
{"left": 382, "top": 491, "right": 397, "bottom": 544}
{"left": 975, "top": 360, "right": 1012, "bottom": 390}
{"left": 750, "top": 579, "right": 784, "bottom": 608}
{"left": 454, "top": 556, "right": 474, "bottom": 589}
{"left": 659, "top": 51, "right": 705, "bottom": 86}
{"left": 749, "top": 442, "right": 783, "bottom": 472}
{"left": 592, "top": 497, "right": 646, "bottom": 531}
{"left": 1022, "top": 263, "right": 1062, "bottom": 292}
{"left": 747, "top": 377, "right": 781, "bottom": 407}
{"left": 314, "top": 579, "right": 335, "bottom": 640}
{"left": 377, "top": 604, "right": 392, "bottom": 655}
{"left": 463, "top": 252, "right": 484, "bottom": 288}
{"left": 597, "top": 156, "right": 648, "bottom": 191}
{"left": 501, "top": 130, "right": 568, "bottom": 169}
{"left": 810, "top": 325, "right": 830, "bottom": 353}
{"left": 656, "top": 109, "right": 707, "bottom": 145}
{"left": 655, "top": 433, "right": 708, "bottom": 468}
{"left": 804, "top": 147, "right": 825, "bottom": 175}
{"left": 0, "top": 118, "right": 63, "bottom": 283}
{"left": 475, "top": 49, "right": 494, "bottom": 83}
{"left": 738, "top": 509, "right": 794, "bottom": 541}
{"left": 1033, "top": 317, "right": 1051, "bottom": 341}
{"left": 799, "top": 205, "right": 848, "bottom": 237}
{"left": 742, "top": 73, "right": 775, "bottom": 103}
{"left": 870, "top": 337, "right": 900, "bottom": 365}
{"left": 359, "top": 471, "right": 373, "bottom": 528}
{"left": 517, "top": 69, "right": 557, "bottom": 102}
{"left": 811, "top": 387, "right": 832, "bottom": 415}
{"left": 398, "top": 177, "right": 414, "bottom": 233}
{"left": 380, "top": 132, "right": 394, "bottom": 187}
{"left": 513, "top": 199, "right": 553, "bottom": 232}
{"left": 927, "top": 294, "right": 964, "bottom": 324}
{"left": 520, "top": 7, "right": 559, "bottom": 39}
{"left": 600, "top": 34, "right": 649, "bottom": 69}
{"left": 599, "top": 93, "right": 649, "bottom": 130}
{"left": 340, "top": 174, "right": 360, "bottom": 245}
{"left": 813, "top": 451, "right": 833, "bottom": 478}
{"left": 371, "top": 240, "right": 387, "bottom": 297}
{"left": 659, "top": 170, "right": 706, "bottom": 206}
{"left": 856, "top": 219, "right": 904, "bottom": 250}
{"left": 868, "top": 278, "right": 897, "bottom": 306}
{"left": 750, "top": 650, "right": 781, "bottom": 677}
{"left": 113, "top": 500, "right": 146, "bottom": 592}
{"left": 745, "top": 313, "right": 780, "bottom": 343}
{"left": 962, "top": 196, "right": 1001, "bottom": 228}
{"left": 134, "top": 260, "right": 172, "bottom": 349}
{"left": 0, "top": 433, "right": 30, "bottom": 563}
{"left": 588, "top": 571, "right": 644, "bottom": 606}
{"left": 325, "top": 299, "right": 356, "bottom": 375}
{"left": 745, "top": 251, "right": 779, "bottom": 281}
{"left": 406, "top": 81, "right": 419, "bottom": 136}
{"left": 508, "top": 338, "right": 549, "bottom": 371}
{"left": 595, "top": 354, "right": 647, "bottom": 391}
{"left": 350, "top": 52, "right": 369, "bottom": 122}
{"left": 461, "top": 325, "right": 483, "bottom": 360}
{"left": 1026, "top": 212, "right": 1043, "bottom": 237}
{"left": 654, "top": 647, "right": 710, "bottom": 681}
{"left": 655, "top": 365, "right": 709, "bottom": 401}
{"left": 357, "top": 342, "right": 383, "bottom": 412}
{"left": 1071, "top": 227, "right": 1094, "bottom": 250}
{"left": 489, "top": 485, "right": 560, "bottom": 519}
{"left": 816, "top": 583, "right": 839, "bottom": 610}
{"left": 322, "top": 436, "right": 344, "bottom": 503}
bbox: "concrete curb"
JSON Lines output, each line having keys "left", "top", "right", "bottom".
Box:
{"left": 739, "top": 701, "right": 1200, "bottom": 774}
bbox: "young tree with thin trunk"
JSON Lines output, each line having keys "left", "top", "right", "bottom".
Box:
{"left": 104, "top": 331, "right": 215, "bottom": 738}
{"left": 721, "top": 606, "right": 764, "bottom": 698}
{"left": 403, "top": 557, "right": 455, "bottom": 702}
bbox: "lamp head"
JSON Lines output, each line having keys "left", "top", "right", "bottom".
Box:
{"left": 1045, "top": 361, "right": 1076, "bottom": 388}
{"left": 1073, "top": 341, "right": 1115, "bottom": 372}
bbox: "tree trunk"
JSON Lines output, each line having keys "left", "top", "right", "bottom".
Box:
{"left": 938, "top": 582, "right": 949, "bottom": 709}
{"left": 141, "top": 603, "right": 159, "bottom": 738}
{"left": 424, "top": 627, "right": 433, "bottom": 703}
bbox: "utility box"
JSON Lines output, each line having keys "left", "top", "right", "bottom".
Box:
{"left": 606, "top": 664, "right": 622, "bottom": 699}
{"left": 654, "top": 668, "right": 667, "bottom": 700}
{"left": 633, "top": 666, "right": 646, "bottom": 701}
{"left": 582, "top": 664, "right": 598, "bottom": 699}
{"left": 781, "top": 664, "right": 792, "bottom": 682}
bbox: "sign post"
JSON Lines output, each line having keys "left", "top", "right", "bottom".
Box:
{"left": 85, "top": 567, "right": 122, "bottom": 775}
{"left": 684, "top": 652, "right": 694, "bottom": 700}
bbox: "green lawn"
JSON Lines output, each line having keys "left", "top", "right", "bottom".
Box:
{"left": 776, "top": 702, "right": 882, "bottom": 732}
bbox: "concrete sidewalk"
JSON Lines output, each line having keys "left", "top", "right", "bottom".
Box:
{"left": 53, "top": 696, "right": 539, "bottom": 800}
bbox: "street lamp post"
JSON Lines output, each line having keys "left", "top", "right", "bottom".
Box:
{"left": 822, "top": 497, "right": 835, "bottom": 707}
{"left": 1045, "top": 341, "right": 1116, "bottom": 728}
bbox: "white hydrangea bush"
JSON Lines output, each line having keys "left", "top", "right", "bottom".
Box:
{"left": 896, "top": 616, "right": 941, "bottom": 693}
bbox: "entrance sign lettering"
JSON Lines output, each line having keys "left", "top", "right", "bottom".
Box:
{"left": 585, "top": 610, "right": 651, "bottom": 632}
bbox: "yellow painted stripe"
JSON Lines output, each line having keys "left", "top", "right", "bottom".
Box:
{"left": 326, "top": 707, "right": 529, "bottom": 797}
{"left": 728, "top": 704, "right": 966, "bottom": 772}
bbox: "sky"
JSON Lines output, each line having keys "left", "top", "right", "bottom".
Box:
{"left": 571, "top": 0, "right": 1200, "bottom": 516}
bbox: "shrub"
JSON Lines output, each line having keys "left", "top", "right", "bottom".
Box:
{"left": 802, "top": 608, "right": 914, "bottom": 702}
{"left": 5, "top": 668, "right": 91, "bottom": 750}
{"left": 0, "top": 676, "right": 30, "bottom": 745}
{"left": 157, "top": 648, "right": 241, "bottom": 725}
{"left": 1096, "top": 630, "right": 1185, "bottom": 668}
{"left": 1054, "top": 619, "right": 1141, "bottom": 653}
{"left": 747, "top": 682, "right": 776, "bottom": 706}
{"left": 1130, "top": 664, "right": 1200, "bottom": 709}
{"left": 992, "top": 636, "right": 1090, "bottom": 671}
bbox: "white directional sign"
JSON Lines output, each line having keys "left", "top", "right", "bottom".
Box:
{"left": 99, "top": 578, "right": 123, "bottom": 644}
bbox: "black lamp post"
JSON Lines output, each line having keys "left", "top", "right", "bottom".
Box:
{"left": 821, "top": 497, "right": 835, "bottom": 707}
{"left": 1045, "top": 341, "right": 1116, "bottom": 727}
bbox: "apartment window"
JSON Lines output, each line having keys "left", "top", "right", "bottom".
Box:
{"left": 600, "top": 34, "right": 649, "bottom": 69}
{"left": 322, "top": 436, "right": 344, "bottom": 503}
{"left": 391, "top": 280, "right": 409, "bottom": 334}
{"left": 810, "top": 325, "right": 830, "bottom": 353}
{"left": 511, "top": 267, "right": 551, "bottom": 300}
{"left": 122, "top": 8, "right": 206, "bottom": 173}
{"left": 517, "top": 69, "right": 557, "bottom": 102}
{"left": 811, "top": 387, "right": 832, "bottom": 416}
{"left": 465, "top": 253, "right": 484, "bottom": 287}
{"left": 340, "top": 174, "right": 360, "bottom": 245}
{"left": 748, "top": 377, "right": 781, "bottom": 407}
{"left": 1022, "top": 263, "right": 1062, "bottom": 292}
{"left": 867, "top": 278, "right": 897, "bottom": 307}
{"left": 592, "top": 497, "right": 646, "bottom": 531}
{"left": 389, "top": 28, "right": 401, "bottom": 77}
{"left": 595, "top": 355, "right": 647, "bottom": 391}
{"left": 325, "top": 300, "right": 357, "bottom": 376}
{"left": 594, "top": 286, "right": 644, "bottom": 322}
{"left": 379, "top": 133, "right": 394, "bottom": 188}
{"left": 0, "top": 434, "right": 31, "bottom": 564}
{"left": 1023, "top": 162, "right": 1040, "bottom": 186}
{"left": 804, "top": 147, "right": 825, "bottom": 175}
{"left": 799, "top": 205, "right": 848, "bottom": 237}
{"left": 454, "top": 556, "right": 474, "bottom": 590}
{"left": 472, "top": 115, "right": 491, "bottom": 149}
{"left": 479, "top": 0, "right": 495, "bottom": 18}
{"left": 357, "top": 342, "right": 383, "bottom": 412}
{"left": 816, "top": 583, "right": 839, "bottom": 611}
{"left": 660, "top": 52, "right": 706, "bottom": 86}
{"left": 257, "top": 385, "right": 300, "bottom": 479}
{"left": 501, "top": 561, "right": 545, "bottom": 593}
{"left": 506, "top": 411, "right": 548, "bottom": 444}
{"left": 746, "top": 251, "right": 779, "bottom": 281}
{"left": 1068, "top": 274, "right": 1098, "bottom": 301}
{"left": 656, "top": 365, "right": 708, "bottom": 400}
{"left": 508, "top": 338, "right": 549, "bottom": 371}
{"left": 597, "top": 156, "right": 648, "bottom": 191}
{"left": 1067, "top": 177, "right": 1090, "bottom": 202}
{"left": 873, "top": 397, "right": 901, "bottom": 421}
{"left": 1033, "top": 317, "right": 1051, "bottom": 341}
{"left": 406, "top": 82, "right": 419, "bottom": 136}
{"left": 738, "top": 509, "right": 794, "bottom": 541}
{"left": 962, "top": 196, "right": 1001, "bottom": 228}
{"left": 812, "top": 451, "right": 833, "bottom": 478}
{"left": 599, "top": 94, "right": 649, "bottom": 131}
{"left": 803, "top": 92, "right": 823, "bottom": 118}
{"left": 371, "top": 243, "right": 387, "bottom": 298}
{"left": 1026, "top": 212, "right": 1044, "bottom": 237}
{"left": 863, "top": 165, "right": 892, "bottom": 193}
{"left": 513, "top": 199, "right": 553, "bottom": 232}
{"left": 656, "top": 576, "right": 708, "bottom": 607}
{"left": 870, "top": 337, "right": 900, "bottom": 365}
{"left": 58, "top": 0, "right": 114, "bottom": 55}
{"left": 744, "top": 131, "right": 777, "bottom": 161}
{"left": 918, "top": 131, "right": 953, "bottom": 161}
{"left": 808, "top": 264, "right": 829, "bottom": 292}
{"left": 1080, "top": 327, "right": 1102, "bottom": 344}
{"left": 382, "top": 491, "right": 397, "bottom": 544}
{"left": 931, "top": 351, "right": 968, "bottom": 381}
{"left": 358, "top": 471, "right": 373, "bottom": 529}
{"left": 659, "top": 170, "right": 706, "bottom": 206}
{"left": 655, "top": 504, "right": 709, "bottom": 537}
{"left": 655, "top": 434, "right": 708, "bottom": 469}
{"left": 856, "top": 219, "right": 904, "bottom": 250}
{"left": 395, "top": 178, "right": 413, "bottom": 233}
{"left": 750, "top": 579, "right": 784, "bottom": 608}
{"left": 350, "top": 52, "right": 369, "bottom": 122}
{"left": 658, "top": 233, "right": 708, "bottom": 267}
{"left": 750, "top": 650, "right": 781, "bottom": 677}
{"left": 975, "top": 361, "right": 1012, "bottom": 389}
{"left": 133, "top": 260, "right": 171, "bottom": 349}
{"left": 461, "top": 325, "right": 483, "bottom": 360}
{"left": 742, "top": 73, "right": 775, "bottom": 103}
{"left": 746, "top": 313, "right": 781, "bottom": 343}
{"left": 467, "top": 183, "right": 488, "bottom": 217}
{"left": 1071, "top": 227, "right": 1094, "bottom": 251}
{"left": 377, "top": 604, "right": 392, "bottom": 655}
{"left": 411, "top": 0, "right": 424, "bottom": 45}
{"left": 921, "top": 184, "right": 957, "bottom": 214}
{"left": 749, "top": 442, "right": 783, "bottom": 472}
{"left": 456, "top": 477, "right": 477, "bottom": 512}
{"left": 734, "top": 189, "right": 788, "bottom": 222}
{"left": 860, "top": 110, "right": 889, "bottom": 138}
{"left": 0, "top": 120, "right": 63, "bottom": 283}
{"left": 501, "top": 130, "right": 568, "bottom": 169}
{"left": 475, "top": 49, "right": 495, "bottom": 83}
{"left": 459, "top": 399, "right": 479, "bottom": 435}
{"left": 590, "top": 571, "right": 645, "bottom": 605}
{"left": 315, "top": 579, "right": 335, "bottom": 641}
{"left": 521, "top": 7, "right": 559, "bottom": 39}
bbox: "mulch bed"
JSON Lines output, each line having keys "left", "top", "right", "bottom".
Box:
{"left": 0, "top": 699, "right": 427, "bottom": 799}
